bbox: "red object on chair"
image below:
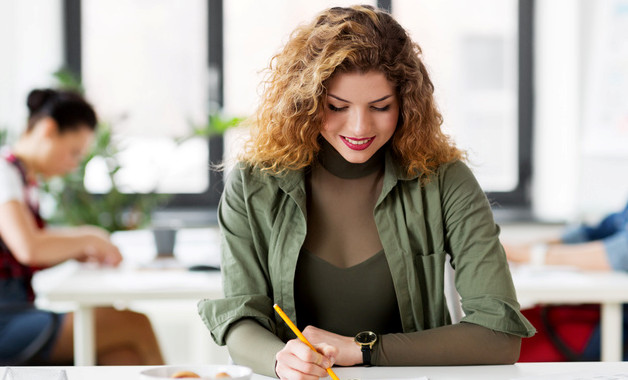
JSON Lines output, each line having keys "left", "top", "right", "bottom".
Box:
{"left": 518, "top": 305, "right": 600, "bottom": 362}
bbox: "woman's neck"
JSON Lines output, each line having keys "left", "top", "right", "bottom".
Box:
{"left": 317, "top": 138, "right": 385, "bottom": 179}
{"left": 12, "top": 139, "right": 39, "bottom": 182}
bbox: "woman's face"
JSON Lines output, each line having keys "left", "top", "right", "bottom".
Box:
{"left": 38, "top": 123, "right": 94, "bottom": 178}
{"left": 321, "top": 70, "right": 399, "bottom": 163}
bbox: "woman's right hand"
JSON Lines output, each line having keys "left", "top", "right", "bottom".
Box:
{"left": 502, "top": 242, "right": 531, "bottom": 263}
{"left": 275, "top": 339, "right": 336, "bottom": 380}
{"left": 77, "top": 226, "right": 123, "bottom": 266}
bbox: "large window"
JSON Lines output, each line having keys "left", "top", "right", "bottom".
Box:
{"left": 393, "top": 0, "right": 532, "bottom": 208}
{"left": 63, "top": 0, "right": 532, "bottom": 221}
{"left": 81, "top": 0, "right": 209, "bottom": 196}
{"left": 222, "top": 0, "right": 374, "bottom": 117}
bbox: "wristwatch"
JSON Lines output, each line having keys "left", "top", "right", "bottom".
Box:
{"left": 354, "top": 331, "right": 377, "bottom": 366}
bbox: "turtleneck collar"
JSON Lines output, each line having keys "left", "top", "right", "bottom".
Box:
{"left": 317, "top": 138, "right": 385, "bottom": 179}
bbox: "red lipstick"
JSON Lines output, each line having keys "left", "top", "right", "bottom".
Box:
{"left": 341, "top": 136, "right": 374, "bottom": 151}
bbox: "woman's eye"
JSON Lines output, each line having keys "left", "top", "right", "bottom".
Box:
{"left": 371, "top": 105, "right": 391, "bottom": 112}
{"left": 327, "top": 104, "right": 347, "bottom": 112}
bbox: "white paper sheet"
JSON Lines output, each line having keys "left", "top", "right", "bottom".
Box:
{"left": 2, "top": 368, "right": 67, "bottom": 380}
{"left": 338, "top": 378, "right": 428, "bottom": 380}
{"left": 513, "top": 371, "right": 628, "bottom": 380}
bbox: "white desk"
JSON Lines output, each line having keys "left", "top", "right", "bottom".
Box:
{"left": 511, "top": 265, "right": 628, "bottom": 362}
{"left": 4, "top": 362, "right": 628, "bottom": 380}
{"left": 35, "top": 228, "right": 224, "bottom": 366}
{"left": 37, "top": 264, "right": 223, "bottom": 366}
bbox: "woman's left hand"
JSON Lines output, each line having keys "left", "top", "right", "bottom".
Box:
{"left": 302, "top": 326, "right": 363, "bottom": 367}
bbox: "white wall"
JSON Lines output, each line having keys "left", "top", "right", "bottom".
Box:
{"left": 0, "top": 0, "right": 63, "bottom": 138}
{"left": 532, "top": 0, "right": 582, "bottom": 222}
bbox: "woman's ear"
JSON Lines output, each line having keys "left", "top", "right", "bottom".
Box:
{"left": 36, "top": 117, "right": 60, "bottom": 138}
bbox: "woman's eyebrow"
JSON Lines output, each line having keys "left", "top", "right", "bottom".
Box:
{"left": 328, "top": 94, "right": 394, "bottom": 104}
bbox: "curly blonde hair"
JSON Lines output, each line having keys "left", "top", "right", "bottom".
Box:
{"left": 240, "top": 4, "right": 463, "bottom": 177}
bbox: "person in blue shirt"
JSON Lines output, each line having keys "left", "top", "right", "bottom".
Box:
{"left": 504, "top": 203, "right": 628, "bottom": 271}
{"left": 504, "top": 203, "right": 628, "bottom": 360}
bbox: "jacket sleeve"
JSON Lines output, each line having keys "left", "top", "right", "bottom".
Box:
{"left": 197, "top": 164, "right": 278, "bottom": 346}
{"left": 439, "top": 161, "right": 535, "bottom": 337}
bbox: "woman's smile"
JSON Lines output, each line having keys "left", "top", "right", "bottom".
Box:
{"left": 341, "top": 136, "right": 375, "bottom": 150}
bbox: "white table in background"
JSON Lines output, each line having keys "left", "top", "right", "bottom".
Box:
{"left": 37, "top": 264, "right": 222, "bottom": 366}
{"left": 36, "top": 228, "right": 224, "bottom": 366}
{"left": 4, "top": 362, "right": 628, "bottom": 380}
{"left": 511, "top": 265, "right": 628, "bottom": 362}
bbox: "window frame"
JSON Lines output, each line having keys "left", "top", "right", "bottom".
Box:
{"left": 483, "top": 0, "right": 534, "bottom": 211}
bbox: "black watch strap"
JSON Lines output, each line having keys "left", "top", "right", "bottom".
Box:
{"left": 361, "top": 345, "right": 372, "bottom": 366}
{"left": 355, "top": 331, "right": 377, "bottom": 366}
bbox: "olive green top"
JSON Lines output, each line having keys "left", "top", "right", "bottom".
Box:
{"left": 198, "top": 142, "right": 535, "bottom": 377}
{"left": 294, "top": 248, "right": 403, "bottom": 336}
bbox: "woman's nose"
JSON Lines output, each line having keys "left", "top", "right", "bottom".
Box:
{"left": 348, "top": 108, "right": 371, "bottom": 135}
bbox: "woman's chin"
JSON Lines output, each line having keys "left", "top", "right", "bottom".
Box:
{"left": 337, "top": 150, "right": 376, "bottom": 163}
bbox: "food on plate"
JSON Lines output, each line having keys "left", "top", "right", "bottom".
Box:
{"left": 170, "top": 371, "right": 201, "bottom": 378}
{"left": 168, "top": 369, "right": 233, "bottom": 379}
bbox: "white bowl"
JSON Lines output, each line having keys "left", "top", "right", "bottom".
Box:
{"left": 139, "top": 365, "right": 252, "bottom": 380}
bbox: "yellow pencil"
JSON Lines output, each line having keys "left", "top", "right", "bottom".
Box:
{"left": 273, "top": 304, "right": 340, "bottom": 380}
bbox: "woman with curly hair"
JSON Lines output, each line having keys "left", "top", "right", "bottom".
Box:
{"left": 199, "top": 5, "right": 534, "bottom": 378}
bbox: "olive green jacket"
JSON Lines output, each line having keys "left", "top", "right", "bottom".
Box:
{"left": 198, "top": 154, "right": 535, "bottom": 345}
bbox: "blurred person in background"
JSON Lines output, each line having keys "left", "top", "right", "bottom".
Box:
{"left": 504, "top": 203, "right": 628, "bottom": 361}
{"left": 0, "top": 88, "right": 164, "bottom": 365}
{"left": 503, "top": 201, "right": 628, "bottom": 270}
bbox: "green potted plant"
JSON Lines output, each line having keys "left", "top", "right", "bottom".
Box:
{"left": 188, "top": 113, "right": 245, "bottom": 139}
{"left": 184, "top": 112, "right": 245, "bottom": 172}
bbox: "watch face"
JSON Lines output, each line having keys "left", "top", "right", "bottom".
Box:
{"left": 355, "top": 331, "right": 377, "bottom": 344}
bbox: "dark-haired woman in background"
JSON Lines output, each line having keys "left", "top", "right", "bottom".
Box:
{"left": 0, "top": 89, "right": 164, "bottom": 365}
